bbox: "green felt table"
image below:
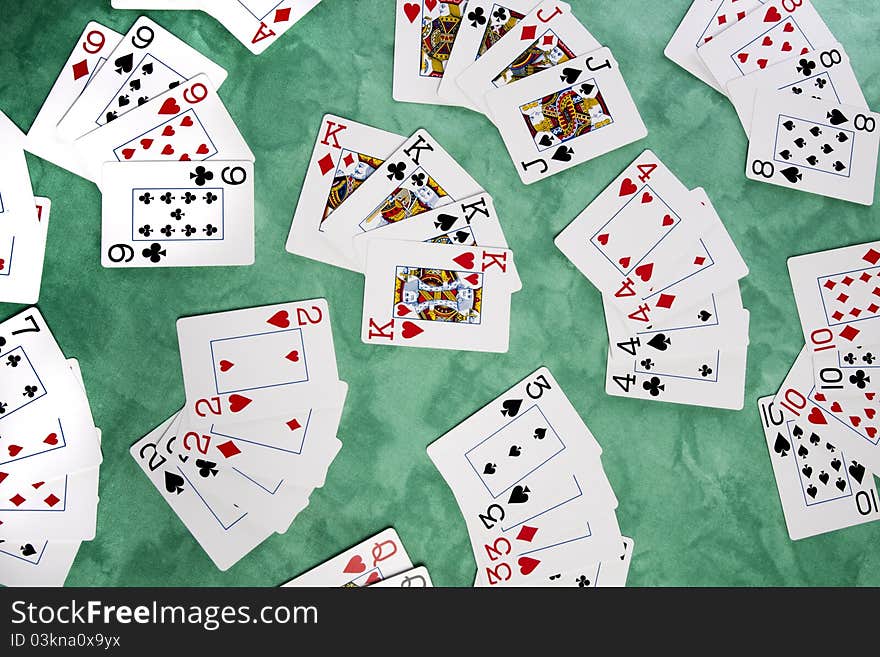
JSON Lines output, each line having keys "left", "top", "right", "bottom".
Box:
{"left": 1, "top": 0, "right": 879, "bottom": 587}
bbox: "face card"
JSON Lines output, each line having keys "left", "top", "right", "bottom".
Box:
{"left": 25, "top": 22, "right": 123, "bottom": 175}
{"left": 0, "top": 196, "right": 50, "bottom": 305}
{"left": 100, "top": 160, "right": 254, "bottom": 268}
{"left": 351, "top": 192, "right": 521, "bottom": 289}
{"left": 759, "top": 393, "right": 880, "bottom": 540}
{"left": 0, "top": 538, "right": 81, "bottom": 587}
{"left": 362, "top": 240, "right": 517, "bottom": 352}
{"left": 727, "top": 43, "right": 866, "bottom": 134}
{"left": 486, "top": 47, "right": 648, "bottom": 184}
{"left": 697, "top": 0, "right": 836, "bottom": 94}
{"left": 285, "top": 115, "right": 405, "bottom": 271}
{"left": 604, "top": 285, "right": 748, "bottom": 359}
{"left": 747, "top": 93, "right": 879, "bottom": 205}
{"left": 177, "top": 299, "right": 339, "bottom": 423}
{"left": 438, "top": 0, "right": 538, "bottom": 109}
{"left": 281, "top": 528, "right": 413, "bottom": 586}
{"left": 57, "top": 16, "right": 227, "bottom": 141}
{"left": 0, "top": 465, "right": 99, "bottom": 541}
{"left": 777, "top": 346, "right": 880, "bottom": 478}
{"left": 0, "top": 308, "right": 102, "bottom": 481}
{"left": 366, "top": 565, "right": 433, "bottom": 587}
{"left": 393, "top": 0, "right": 468, "bottom": 105}
{"left": 322, "top": 129, "right": 484, "bottom": 269}
{"left": 455, "top": 0, "right": 600, "bottom": 117}
{"left": 131, "top": 415, "right": 275, "bottom": 571}
{"left": 605, "top": 314, "right": 750, "bottom": 409}
{"left": 201, "top": 0, "right": 323, "bottom": 55}
{"left": 789, "top": 241, "right": 880, "bottom": 357}
{"left": 73, "top": 74, "right": 254, "bottom": 185}
{"left": 665, "top": 0, "right": 768, "bottom": 92}
{"left": 554, "top": 150, "right": 705, "bottom": 304}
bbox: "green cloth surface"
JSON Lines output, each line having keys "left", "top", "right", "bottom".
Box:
{"left": 0, "top": 0, "right": 879, "bottom": 587}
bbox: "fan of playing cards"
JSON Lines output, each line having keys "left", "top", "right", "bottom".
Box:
{"left": 666, "top": 0, "right": 880, "bottom": 205}
{"left": 392, "top": 0, "right": 647, "bottom": 184}
{"left": 428, "top": 368, "right": 633, "bottom": 587}
{"left": 759, "top": 241, "right": 880, "bottom": 540}
{"left": 0, "top": 309, "right": 102, "bottom": 587}
{"left": 556, "top": 150, "right": 750, "bottom": 409}
{"left": 24, "top": 16, "right": 256, "bottom": 268}
{"left": 287, "top": 117, "right": 522, "bottom": 353}
{"left": 130, "top": 299, "right": 348, "bottom": 571}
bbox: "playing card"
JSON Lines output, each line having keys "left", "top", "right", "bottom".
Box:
{"left": 285, "top": 115, "right": 405, "bottom": 270}
{"left": 322, "top": 129, "right": 484, "bottom": 270}
{"left": 58, "top": 16, "right": 227, "bottom": 141}
{"left": 604, "top": 284, "right": 749, "bottom": 358}
{"left": 100, "top": 160, "right": 254, "bottom": 268}
{"left": 555, "top": 150, "right": 706, "bottom": 304}
{"left": 759, "top": 393, "right": 880, "bottom": 540}
{"left": 172, "top": 381, "right": 347, "bottom": 490}
{"left": 812, "top": 344, "right": 880, "bottom": 400}
{"left": 351, "top": 192, "right": 520, "bottom": 289}
{"left": 0, "top": 110, "right": 24, "bottom": 147}
{"left": 177, "top": 299, "right": 339, "bottom": 423}
{"left": 455, "top": 0, "right": 600, "bottom": 117}
{"left": 609, "top": 187, "right": 749, "bottom": 327}
{"left": 367, "top": 566, "right": 433, "bottom": 587}
{"left": 282, "top": 528, "right": 413, "bottom": 586}
{"left": 486, "top": 47, "right": 647, "bottom": 184}
{"left": 131, "top": 415, "right": 275, "bottom": 570}
{"left": 72, "top": 74, "right": 254, "bottom": 185}
{"left": 777, "top": 346, "right": 880, "bottom": 478}
{"left": 0, "top": 464, "right": 99, "bottom": 541}
{"left": 472, "top": 502, "right": 621, "bottom": 586}
{"left": 438, "top": 0, "right": 539, "bottom": 110}
{"left": 0, "top": 308, "right": 102, "bottom": 481}
{"left": 201, "top": 0, "right": 323, "bottom": 55}
{"left": 429, "top": 368, "right": 621, "bottom": 584}
{"left": 665, "top": 0, "right": 768, "bottom": 92}
{"left": 0, "top": 538, "right": 81, "bottom": 587}
{"left": 746, "top": 93, "right": 879, "bottom": 205}
{"left": 788, "top": 241, "right": 880, "bottom": 357}
{"left": 727, "top": 43, "right": 866, "bottom": 133}
{"left": 0, "top": 196, "right": 50, "bottom": 305}
{"left": 0, "top": 121, "right": 38, "bottom": 237}
{"left": 393, "top": 0, "right": 468, "bottom": 105}
{"left": 155, "top": 413, "right": 319, "bottom": 535}
{"left": 516, "top": 535, "right": 633, "bottom": 587}
{"left": 605, "top": 313, "right": 750, "bottom": 409}
{"left": 697, "top": 0, "right": 836, "bottom": 94}
{"left": 362, "top": 240, "right": 517, "bottom": 352}
{"left": 25, "top": 22, "right": 123, "bottom": 174}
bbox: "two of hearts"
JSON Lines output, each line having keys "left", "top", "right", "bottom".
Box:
{"left": 218, "top": 349, "right": 299, "bottom": 373}
{"left": 5, "top": 432, "right": 59, "bottom": 457}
